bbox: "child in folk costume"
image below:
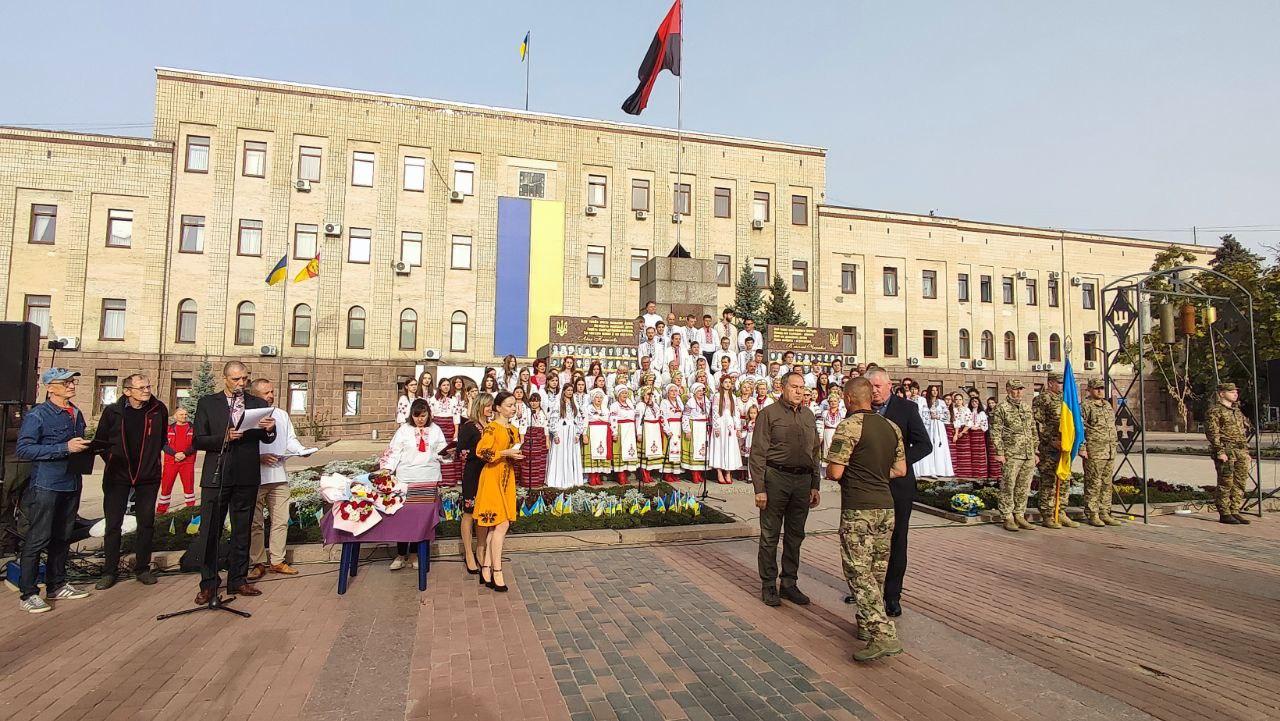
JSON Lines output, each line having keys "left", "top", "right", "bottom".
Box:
{"left": 636, "top": 386, "right": 665, "bottom": 483}
{"left": 949, "top": 393, "right": 973, "bottom": 478}
{"left": 609, "top": 386, "right": 641, "bottom": 484}
{"left": 582, "top": 388, "right": 613, "bottom": 486}
{"left": 708, "top": 375, "right": 743, "bottom": 484}
{"left": 546, "top": 388, "right": 585, "bottom": 489}
{"left": 517, "top": 393, "right": 550, "bottom": 487}
{"left": 819, "top": 393, "right": 845, "bottom": 469}
{"left": 430, "top": 379, "right": 463, "bottom": 486}
{"left": 966, "top": 396, "right": 993, "bottom": 483}
{"left": 511, "top": 386, "right": 532, "bottom": 435}
{"left": 741, "top": 405, "right": 760, "bottom": 485}
{"left": 681, "top": 383, "right": 713, "bottom": 484}
{"left": 659, "top": 384, "right": 686, "bottom": 483}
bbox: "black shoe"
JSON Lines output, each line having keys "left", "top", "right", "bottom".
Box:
{"left": 779, "top": 585, "right": 810, "bottom": 605}
{"left": 1220, "top": 514, "right": 1241, "bottom": 524}
{"left": 480, "top": 566, "right": 494, "bottom": 589}
{"left": 491, "top": 568, "right": 509, "bottom": 593}
{"left": 136, "top": 571, "right": 158, "bottom": 585}
{"left": 1232, "top": 514, "right": 1252, "bottom": 525}
{"left": 885, "top": 599, "right": 902, "bottom": 617}
{"left": 761, "top": 586, "right": 781, "bottom": 607}
{"left": 843, "top": 594, "right": 856, "bottom": 604}
{"left": 94, "top": 574, "right": 117, "bottom": 591}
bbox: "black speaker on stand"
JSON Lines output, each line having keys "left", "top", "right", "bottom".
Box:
{"left": 0, "top": 322, "right": 40, "bottom": 406}
{"left": 1267, "top": 359, "right": 1280, "bottom": 407}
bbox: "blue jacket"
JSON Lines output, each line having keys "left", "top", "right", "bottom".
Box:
{"left": 16, "top": 400, "right": 87, "bottom": 492}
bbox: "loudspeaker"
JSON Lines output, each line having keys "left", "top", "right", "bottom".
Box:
{"left": 0, "top": 322, "right": 39, "bottom": 405}
{"left": 1268, "top": 359, "right": 1280, "bottom": 406}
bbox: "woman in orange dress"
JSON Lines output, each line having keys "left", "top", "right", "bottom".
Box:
{"left": 473, "top": 391, "right": 523, "bottom": 592}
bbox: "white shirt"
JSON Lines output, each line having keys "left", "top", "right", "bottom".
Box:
{"left": 693, "top": 325, "right": 719, "bottom": 350}
{"left": 258, "top": 408, "right": 307, "bottom": 485}
{"left": 383, "top": 423, "right": 447, "bottom": 483}
{"left": 711, "top": 350, "right": 738, "bottom": 374}
{"left": 736, "top": 329, "right": 764, "bottom": 353}
{"left": 641, "top": 312, "right": 663, "bottom": 329}
{"left": 713, "top": 321, "right": 737, "bottom": 347}
{"left": 637, "top": 339, "right": 663, "bottom": 366}
{"left": 736, "top": 350, "right": 759, "bottom": 371}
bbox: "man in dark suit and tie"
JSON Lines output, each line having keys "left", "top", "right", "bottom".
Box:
{"left": 192, "top": 361, "right": 275, "bottom": 604}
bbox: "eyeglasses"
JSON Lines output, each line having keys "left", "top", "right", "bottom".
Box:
{"left": 51, "top": 379, "right": 79, "bottom": 386}
{"left": 127, "top": 384, "right": 152, "bottom": 391}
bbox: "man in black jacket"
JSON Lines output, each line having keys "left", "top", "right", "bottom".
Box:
{"left": 192, "top": 361, "right": 275, "bottom": 604}
{"left": 93, "top": 374, "right": 168, "bottom": 589}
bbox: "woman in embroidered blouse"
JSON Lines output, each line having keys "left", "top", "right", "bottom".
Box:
{"left": 382, "top": 399, "right": 446, "bottom": 570}
{"left": 473, "top": 391, "right": 523, "bottom": 592}
{"left": 395, "top": 378, "right": 418, "bottom": 425}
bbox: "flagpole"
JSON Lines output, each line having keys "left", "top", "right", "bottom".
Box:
{"left": 675, "top": 0, "right": 684, "bottom": 252}
{"left": 524, "top": 31, "right": 531, "bottom": 111}
{"left": 278, "top": 256, "right": 288, "bottom": 387}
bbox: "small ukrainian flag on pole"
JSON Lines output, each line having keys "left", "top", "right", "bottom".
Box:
{"left": 266, "top": 254, "right": 288, "bottom": 285}
{"left": 520, "top": 31, "right": 530, "bottom": 61}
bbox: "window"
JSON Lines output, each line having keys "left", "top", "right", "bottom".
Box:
{"left": 453, "top": 161, "right": 475, "bottom": 195}
{"left": 30, "top": 204, "right": 56, "bottom": 244}
{"left": 294, "top": 223, "right": 318, "bottom": 259}
{"left": 1082, "top": 282, "right": 1097, "bottom": 310}
{"left": 24, "top": 295, "right": 51, "bottom": 337}
{"left": 242, "top": 141, "right": 266, "bottom": 178}
{"left": 100, "top": 299, "right": 126, "bottom": 340}
{"left": 344, "top": 381, "right": 363, "bottom": 417}
{"left": 715, "top": 254, "right": 732, "bottom": 287}
{"left": 958, "top": 329, "right": 971, "bottom": 359}
{"left": 180, "top": 215, "right": 205, "bottom": 253}
{"left": 979, "top": 275, "right": 992, "bottom": 303}
{"left": 587, "top": 175, "right": 607, "bottom": 207}
{"left": 299, "top": 146, "right": 322, "bottom": 182}
{"left": 348, "top": 228, "right": 371, "bottom": 264}
{"left": 921, "top": 270, "right": 937, "bottom": 299}
{"left": 1048, "top": 277, "right": 1060, "bottom": 307}
{"left": 841, "top": 263, "right": 858, "bottom": 294}
{"left": 629, "top": 248, "right": 648, "bottom": 280}
{"left": 170, "top": 377, "right": 191, "bottom": 412}
{"left": 1025, "top": 279, "right": 1038, "bottom": 306}
{"left": 346, "top": 306, "right": 366, "bottom": 349}
{"left": 751, "top": 191, "right": 770, "bottom": 222}
{"left": 106, "top": 209, "right": 133, "bottom": 248}
{"left": 235, "top": 301, "right": 256, "bottom": 346}
{"left": 292, "top": 304, "right": 312, "bottom": 347}
{"left": 981, "top": 331, "right": 994, "bottom": 360}
{"left": 450, "top": 311, "right": 468, "bottom": 352}
{"left": 403, "top": 156, "right": 426, "bottom": 191}
{"left": 752, "top": 258, "right": 770, "bottom": 287}
{"left": 176, "top": 299, "right": 198, "bottom": 343}
{"left": 1027, "top": 333, "right": 1041, "bottom": 361}
{"left": 883, "top": 328, "right": 899, "bottom": 357}
{"left": 631, "top": 178, "right": 650, "bottom": 211}
{"left": 1002, "top": 277, "right": 1014, "bottom": 304}
{"left": 792, "top": 260, "right": 809, "bottom": 292}
{"left": 586, "top": 245, "right": 606, "bottom": 278}
{"left": 351, "top": 151, "right": 375, "bottom": 187}
{"left": 185, "top": 135, "right": 209, "bottom": 172}
{"left": 791, "top": 195, "right": 808, "bottom": 225}
{"left": 841, "top": 326, "right": 858, "bottom": 355}
{"left": 1003, "top": 331, "right": 1017, "bottom": 360}
{"left": 399, "top": 309, "right": 418, "bottom": 350}
{"left": 288, "top": 379, "right": 308, "bottom": 415}
{"left": 400, "top": 231, "right": 423, "bottom": 266}
{"left": 96, "top": 375, "right": 119, "bottom": 416}
{"left": 237, "top": 219, "right": 263, "bottom": 256}
{"left": 714, "top": 187, "right": 732, "bottom": 218}
{"left": 882, "top": 267, "right": 899, "bottom": 297}
{"left": 450, "top": 235, "right": 472, "bottom": 269}
{"left": 923, "top": 330, "right": 938, "bottom": 358}
{"left": 674, "top": 183, "right": 691, "bottom": 215}
{"left": 1049, "top": 333, "right": 1062, "bottom": 362}
{"left": 518, "top": 170, "right": 546, "bottom": 198}
{"left": 1084, "top": 332, "right": 1099, "bottom": 362}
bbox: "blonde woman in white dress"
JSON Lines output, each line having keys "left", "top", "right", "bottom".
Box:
{"left": 708, "top": 374, "right": 743, "bottom": 484}
{"left": 545, "top": 388, "right": 585, "bottom": 490}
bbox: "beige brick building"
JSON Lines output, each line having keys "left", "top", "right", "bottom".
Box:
{"left": 0, "top": 68, "right": 1211, "bottom": 432}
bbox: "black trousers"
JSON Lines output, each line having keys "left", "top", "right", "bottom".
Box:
{"left": 884, "top": 475, "right": 915, "bottom": 605}
{"left": 18, "top": 485, "right": 80, "bottom": 599}
{"left": 198, "top": 483, "right": 257, "bottom": 590}
{"left": 757, "top": 468, "right": 812, "bottom": 589}
{"left": 102, "top": 482, "right": 159, "bottom": 575}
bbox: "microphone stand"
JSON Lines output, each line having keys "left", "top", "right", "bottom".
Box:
{"left": 158, "top": 407, "right": 250, "bottom": 620}
{"left": 698, "top": 417, "right": 725, "bottom": 503}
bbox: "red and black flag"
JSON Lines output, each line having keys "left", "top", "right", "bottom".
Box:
{"left": 621, "top": 0, "right": 682, "bottom": 115}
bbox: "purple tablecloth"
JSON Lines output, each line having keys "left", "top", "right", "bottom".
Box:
{"left": 320, "top": 502, "right": 441, "bottom": 545}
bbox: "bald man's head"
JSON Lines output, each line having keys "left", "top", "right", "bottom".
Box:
{"left": 843, "top": 376, "right": 873, "bottom": 412}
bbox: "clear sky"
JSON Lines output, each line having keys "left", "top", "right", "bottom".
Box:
{"left": 3, "top": 0, "right": 1277, "bottom": 258}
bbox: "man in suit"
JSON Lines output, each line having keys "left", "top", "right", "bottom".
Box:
{"left": 843, "top": 368, "right": 930, "bottom": 616}
{"left": 192, "top": 361, "right": 275, "bottom": 604}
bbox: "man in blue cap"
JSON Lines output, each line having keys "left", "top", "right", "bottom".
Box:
{"left": 15, "top": 368, "right": 95, "bottom": 613}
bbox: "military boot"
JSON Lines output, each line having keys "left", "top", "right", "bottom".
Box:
{"left": 1087, "top": 514, "right": 1106, "bottom": 528}
{"left": 1014, "top": 515, "right": 1035, "bottom": 530}
{"left": 856, "top": 625, "right": 870, "bottom": 642}
{"left": 1040, "top": 514, "right": 1061, "bottom": 529}
{"left": 1219, "top": 514, "right": 1240, "bottom": 525}
{"left": 1102, "top": 515, "right": 1123, "bottom": 526}
{"left": 1058, "top": 512, "right": 1079, "bottom": 528}
{"left": 1003, "top": 515, "right": 1019, "bottom": 532}
{"left": 1232, "top": 514, "right": 1251, "bottom": 525}
{"left": 853, "top": 636, "right": 904, "bottom": 663}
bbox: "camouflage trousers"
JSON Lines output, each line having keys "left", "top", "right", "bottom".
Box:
{"left": 1082, "top": 455, "right": 1115, "bottom": 518}
{"left": 997, "top": 456, "right": 1035, "bottom": 517}
{"left": 1214, "top": 448, "right": 1251, "bottom": 515}
{"left": 1035, "top": 448, "right": 1069, "bottom": 519}
{"left": 838, "top": 509, "right": 896, "bottom": 643}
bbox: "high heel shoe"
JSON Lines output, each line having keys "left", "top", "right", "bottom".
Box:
{"left": 464, "top": 557, "right": 480, "bottom": 575}
{"left": 480, "top": 566, "right": 494, "bottom": 588}
{"left": 491, "top": 568, "right": 508, "bottom": 592}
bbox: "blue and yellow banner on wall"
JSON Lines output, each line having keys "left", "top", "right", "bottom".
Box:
{"left": 495, "top": 197, "right": 565, "bottom": 357}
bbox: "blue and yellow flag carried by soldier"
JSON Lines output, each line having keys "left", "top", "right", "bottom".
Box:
{"left": 1056, "top": 358, "right": 1086, "bottom": 480}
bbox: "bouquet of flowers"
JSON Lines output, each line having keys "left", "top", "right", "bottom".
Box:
{"left": 950, "top": 492, "right": 985, "bottom": 516}
{"left": 333, "top": 496, "right": 379, "bottom": 535}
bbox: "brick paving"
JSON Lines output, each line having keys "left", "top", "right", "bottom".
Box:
{"left": 0, "top": 510, "right": 1274, "bottom": 720}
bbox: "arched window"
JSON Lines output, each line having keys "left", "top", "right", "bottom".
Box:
{"left": 176, "top": 299, "right": 197, "bottom": 343}
{"left": 346, "top": 306, "right": 366, "bottom": 349}
{"left": 1003, "top": 331, "right": 1017, "bottom": 360}
{"left": 450, "top": 311, "right": 468, "bottom": 352}
{"left": 1049, "top": 333, "right": 1061, "bottom": 362}
{"left": 1027, "top": 332, "right": 1040, "bottom": 362}
{"left": 399, "top": 308, "right": 418, "bottom": 351}
{"left": 958, "top": 329, "right": 970, "bottom": 359}
{"left": 980, "top": 331, "right": 994, "bottom": 360}
{"left": 292, "top": 303, "right": 312, "bottom": 347}
{"left": 235, "top": 301, "right": 255, "bottom": 346}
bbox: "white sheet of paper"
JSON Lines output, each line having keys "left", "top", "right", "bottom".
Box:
{"left": 239, "top": 407, "right": 274, "bottom": 429}
{"left": 278, "top": 447, "right": 319, "bottom": 458}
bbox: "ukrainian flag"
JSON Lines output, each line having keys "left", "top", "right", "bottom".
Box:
{"left": 495, "top": 197, "right": 564, "bottom": 356}
{"left": 1056, "top": 358, "right": 1086, "bottom": 481}
{"left": 266, "top": 254, "right": 288, "bottom": 285}
{"left": 519, "top": 31, "right": 530, "bottom": 61}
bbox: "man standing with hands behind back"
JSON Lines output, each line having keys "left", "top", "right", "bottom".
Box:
{"left": 192, "top": 361, "right": 275, "bottom": 604}
{"left": 750, "top": 372, "right": 821, "bottom": 608}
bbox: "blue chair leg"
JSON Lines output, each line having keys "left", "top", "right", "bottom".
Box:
{"left": 349, "top": 543, "right": 360, "bottom": 577}
{"left": 337, "top": 544, "right": 350, "bottom": 595}
{"left": 417, "top": 540, "right": 428, "bottom": 591}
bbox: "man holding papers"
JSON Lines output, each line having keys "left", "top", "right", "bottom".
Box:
{"left": 247, "top": 379, "right": 315, "bottom": 581}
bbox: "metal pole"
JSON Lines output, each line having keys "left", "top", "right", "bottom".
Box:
{"left": 1247, "top": 293, "right": 1264, "bottom": 516}
{"left": 1137, "top": 282, "right": 1149, "bottom": 523}
{"left": 278, "top": 258, "right": 288, "bottom": 388}
{"left": 524, "top": 31, "right": 530, "bottom": 111}
{"left": 674, "top": 0, "right": 684, "bottom": 253}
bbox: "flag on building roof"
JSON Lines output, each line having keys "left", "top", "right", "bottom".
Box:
{"left": 294, "top": 253, "right": 320, "bottom": 283}
{"left": 621, "top": 0, "right": 682, "bottom": 115}
{"left": 520, "top": 31, "right": 530, "bottom": 61}
{"left": 266, "top": 254, "right": 288, "bottom": 285}
{"left": 1057, "top": 358, "right": 1086, "bottom": 483}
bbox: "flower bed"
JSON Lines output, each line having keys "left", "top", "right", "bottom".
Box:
{"left": 913, "top": 476, "right": 1213, "bottom": 518}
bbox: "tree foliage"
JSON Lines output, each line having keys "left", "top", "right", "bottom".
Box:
{"left": 729, "top": 261, "right": 764, "bottom": 325}
{"left": 763, "top": 272, "right": 804, "bottom": 328}
{"left": 182, "top": 360, "right": 218, "bottom": 416}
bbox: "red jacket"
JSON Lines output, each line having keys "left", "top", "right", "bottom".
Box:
{"left": 164, "top": 422, "right": 195, "bottom": 458}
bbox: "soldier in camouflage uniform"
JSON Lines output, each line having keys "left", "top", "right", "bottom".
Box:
{"left": 990, "top": 379, "right": 1036, "bottom": 532}
{"left": 1079, "top": 378, "right": 1121, "bottom": 527}
{"left": 1205, "top": 382, "right": 1254, "bottom": 525}
{"left": 1032, "top": 372, "right": 1078, "bottom": 528}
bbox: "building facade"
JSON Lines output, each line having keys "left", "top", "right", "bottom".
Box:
{"left": 0, "top": 69, "right": 1211, "bottom": 432}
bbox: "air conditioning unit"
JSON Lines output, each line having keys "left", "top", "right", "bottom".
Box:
{"left": 324, "top": 222, "right": 342, "bottom": 237}
{"left": 751, "top": 219, "right": 765, "bottom": 230}
{"left": 259, "top": 345, "right": 279, "bottom": 357}
{"left": 393, "top": 261, "right": 410, "bottom": 275}
{"left": 907, "top": 356, "right": 921, "bottom": 367}
{"left": 1016, "top": 270, "right": 1028, "bottom": 279}
{"left": 1032, "top": 363, "right": 1044, "bottom": 372}
{"left": 588, "top": 275, "right": 604, "bottom": 288}
{"left": 671, "top": 213, "right": 682, "bottom": 224}
{"left": 56, "top": 336, "right": 80, "bottom": 351}
{"left": 1071, "top": 276, "right": 1083, "bottom": 286}
{"left": 1084, "top": 360, "right": 1098, "bottom": 370}
{"left": 1048, "top": 271, "right": 1060, "bottom": 280}
{"left": 973, "top": 359, "right": 986, "bottom": 369}
{"left": 959, "top": 361, "right": 968, "bottom": 370}
{"left": 635, "top": 210, "right": 649, "bottom": 220}
{"left": 585, "top": 205, "right": 599, "bottom": 216}
{"left": 846, "top": 355, "right": 859, "bottom": 365}
{"left": 423, "top": 348, "right": 442, "bottom": 361}
{"left": 293, "top": 179, "right": 312, "bottom": 192}
{"left": 450, "top": 190, "right": 465, "bottom": 202}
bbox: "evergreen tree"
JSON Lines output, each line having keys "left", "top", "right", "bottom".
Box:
{"left": 1209, "top": 234, "right": 1261, "bottom": 271}
{"left": 182, "top": 360, "right": 218, "bottom": 416}
{"left": 730, "top": 261, "right": 764, "bottom": 324}
{"left": 763, "top": 272, "right": 803, "bottom": 327}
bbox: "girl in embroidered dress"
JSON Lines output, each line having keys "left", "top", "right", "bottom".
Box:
{"left": 966, "top": 396, "right": 992, "bottom": 483}
{"left": 708, "top": 375, "right": 743, "bottom": 484}
{"left": 545, "top": 386, "right": 584, "bottom": 489}
{"left": 496, "top": 354, "right": 520, "bottom": 392}
{"left": 530, "top": 358, "right": 548, "bottom": 390}
{"left": 395, "top": 378, "right": 418, "bottom": 425}
{"left": 609, "top": 386, "right": 641, "bottom": 484}
{"left": 518, "top": 392, "right": 549, "bottom": 487}
{"left": 819, "top": 392, "right": 845, "bottom": 470}
{"left": 582, "top": 388, "right": 613, "bottom": 486}
{"left": 429, "top": 379, "right": 462, "bottom": 486}
{"left": 636, "top": 386, "right": 665, "bottom": 484}
{"left": 741, "top": 404, "right": 760, "bottom": 485}
{"left": 912, "top": 385, "right": 955, "bottom": 478}
{"left": 949, "top": 393, "right": 973, "bottom": 478}
{"left": 681, "top": 383, "right": 712, "bottom": 484}
{"left": 658, "top": 384, "right": 685, "bottom": 483}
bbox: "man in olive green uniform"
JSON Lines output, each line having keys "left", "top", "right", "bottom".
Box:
{"left": 1032, "top": 372, "right": 1078, "bottom": 528}
{"left": 1078, "top": 378, "right": 1121, "bottom": 527}
{"left": 991, "top": 379, "right": 1036, "bottom": 532}
{"left": 1205, "top": 382, "right": 1254, "bottom": 525}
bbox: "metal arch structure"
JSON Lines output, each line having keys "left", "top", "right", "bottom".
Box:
{"left": 1100, "top": 265, "right": 1265, "bottom": 523}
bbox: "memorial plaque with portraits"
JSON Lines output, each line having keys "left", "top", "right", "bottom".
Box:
{"left": 766, "top": 325, "right": 845, "bottom": 366}
{"left": 546, "top": 316, "right": 642, "bottom": 371}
